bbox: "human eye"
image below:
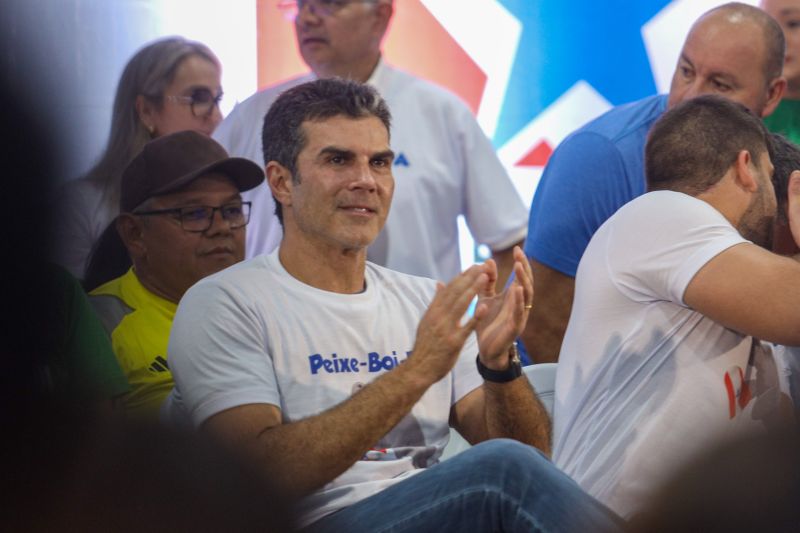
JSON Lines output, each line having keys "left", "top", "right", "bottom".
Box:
{"left": 371, "top": 155, "right": 392, "bottom": 168}
{"left": 189, "top": 88, "right": 214, "bottom": 104}
{"left": 326, "top": 151, "right": 352, "bottom": 165}
{"left": 221, "top": 203, "right": 244, "bottom": 217}
{"left": 180, "top": 206, "right": 211, "bottom": 221}
{"left": 712, "top": 79, "right": 732, "bottom": 92}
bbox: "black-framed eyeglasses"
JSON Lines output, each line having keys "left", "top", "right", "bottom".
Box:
{"left": 165, "top": 88, "right": 224, "bottom": 118}
{"left": 134, "top": 201, "right": 251, "bottom": 232}
{"left": 277, "top": 0, "right": 372, "bottom": 18}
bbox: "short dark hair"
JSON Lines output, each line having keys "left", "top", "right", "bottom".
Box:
{"left": 646, "top": 94, "right": 771, "bottom": 195}
{"left": 705, "top": 2, "right": 785, "bottom": 83}
{"left": 261, "top": 78, "right": 392, "bottom": 225}
{"left": 768, "top": 133, "right": 800, "bottom": 223}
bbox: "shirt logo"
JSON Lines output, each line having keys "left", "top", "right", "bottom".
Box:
{"left": 724, "top": 365, "right": 752, "bottom": 419}
{"left": 308, "top": 350, "right": 411, "bottom": 375}
{"left": 394, "top": 153, "right": 410, "bottom": 167}
{"left": 148, "top": 355, "right": 170, "bottom": 373}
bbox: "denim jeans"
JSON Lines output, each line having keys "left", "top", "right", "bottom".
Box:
{"left": 305, "top": 439, "right": 624, "bottom": 533}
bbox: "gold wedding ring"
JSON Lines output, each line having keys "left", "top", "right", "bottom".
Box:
{"left": 524, "top": 304, "right": 533, "bottom": 310}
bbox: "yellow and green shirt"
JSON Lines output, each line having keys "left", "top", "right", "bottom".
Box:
{"left": 89, "top": 268, "right": 176, "bottom": 419}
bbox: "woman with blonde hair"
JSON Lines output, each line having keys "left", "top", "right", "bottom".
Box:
{"left": 55, "top": 36, "right": 223, "bottom": 279}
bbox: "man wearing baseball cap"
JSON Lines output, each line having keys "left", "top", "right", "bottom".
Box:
{"left": 89, "top": 130, "right": 263, "bottom": 418}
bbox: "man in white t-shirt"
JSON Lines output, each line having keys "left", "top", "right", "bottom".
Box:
{"left": 554, "top": 94, "right": 800, "bottom": 520}
{"left": 165, "top": 78, "right": 623, "bottom": 531}
{"left": 213, "top": 0, "right": 526, "bottom": 285}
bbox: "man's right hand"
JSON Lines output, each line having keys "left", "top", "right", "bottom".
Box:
{"left": 407, "top": 265, "right": 489, "bottom": 384}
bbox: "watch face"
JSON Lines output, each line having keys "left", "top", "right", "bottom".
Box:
{"left": 510, "top": 342, "right": 521, "bottom": 364}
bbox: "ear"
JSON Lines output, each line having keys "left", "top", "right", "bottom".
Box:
{"left": 733, "top": 149, "right": 759, "bottom": 193}
{"left": 266, "top": 161, "right": 295, "bottom": 211}
{"left": 116, "top": 214, "right": 148, "bottom": 260}
{"left": 135, "top": 94, "right": 157, "bottom": 136}
{"left": 761, "top": 76, "right": 787, "bottom": 118}
{"left": 372, "top": 1, "right": 393, "bottom": 40}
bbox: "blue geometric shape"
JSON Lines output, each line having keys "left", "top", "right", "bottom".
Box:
{"left": 394, "top": 153, "right": 410, "bottom": 167}
{"left": 494, "top": 0, "right": 671, "bottom": 146}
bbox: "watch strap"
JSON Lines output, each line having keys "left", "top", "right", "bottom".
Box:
{"left": 476, "top": 344, "right": 523, "bottom": 383}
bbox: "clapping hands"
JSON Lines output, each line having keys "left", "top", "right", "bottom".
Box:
{"left": 411, "top": 246, "right": 534, "bottom": 382}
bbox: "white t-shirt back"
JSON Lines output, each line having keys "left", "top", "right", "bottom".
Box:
{"left": 554, "top": 191, "right": 796, "bottom": 518}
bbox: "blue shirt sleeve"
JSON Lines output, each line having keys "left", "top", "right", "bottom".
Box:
{"left": 524, "top": 131, "right": 637, "bottom": 277}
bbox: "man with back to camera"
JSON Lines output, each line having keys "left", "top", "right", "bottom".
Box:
{"left": 521, "top": 2, "right": 788, "bottom": 363}
{"left": 89, "top": 131, "right": 263, "bottom": 418}
{"left": 214, "top": 0, "right": 527, "bottom": 287}
{"left": 553, "top": 95, "right": 800, "bottom": 520}
{"left": 164, "top": 78, "right": 625, "bottom": 532}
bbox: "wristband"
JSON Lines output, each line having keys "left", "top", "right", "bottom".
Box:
{"left": 476, "top": 343, "right": 523, "bottom": 383}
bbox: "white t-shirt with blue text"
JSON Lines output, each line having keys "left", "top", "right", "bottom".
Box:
{"left": 164, "top": 251, "right": 482, "bottom": 526}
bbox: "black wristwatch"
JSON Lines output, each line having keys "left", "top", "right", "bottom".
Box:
{"left": 476, "top": 343, "right": 523, "bottom": 383}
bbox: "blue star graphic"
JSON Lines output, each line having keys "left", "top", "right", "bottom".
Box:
{"left": 494, "top": 0, "right": 672, "bottom": 146}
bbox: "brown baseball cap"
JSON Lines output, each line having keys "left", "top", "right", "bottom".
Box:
{"left": 120, "top": 130, "right": 264, "bottom": 213}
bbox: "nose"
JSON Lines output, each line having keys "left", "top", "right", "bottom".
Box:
{"left": 671, "top": 79, "right": 700, "bottom": 107}
{"left": 205, "top": 207, "right": 234, "bottom": 236}
{"left": 208, "top": 103, "right": 223, "bottom": 130}
{"left": 683, "top": 79, "right": 707, "bottom": 101}
{"left": 348, "top": 160, "right": 379, "bottom": 192}
{"left": 295, "top": 0, "right": 322, "bottom": 26}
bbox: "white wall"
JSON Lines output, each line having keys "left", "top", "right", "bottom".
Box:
{"left": 1, "top": 0, "right": 257, "bottom": 182}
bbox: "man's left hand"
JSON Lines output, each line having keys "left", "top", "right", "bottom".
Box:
{"left": 474, "top": 246, "right": 534, "bottom": 370}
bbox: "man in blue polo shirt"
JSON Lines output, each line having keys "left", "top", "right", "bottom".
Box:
{"left": 521, "top": 2, "right": 788, "bottom": 363}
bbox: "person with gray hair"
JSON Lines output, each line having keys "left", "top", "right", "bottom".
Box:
{"left": 554, "top": 95, "right": 800, "bottom": 520}
{"left": 54, "top": 36, "right": 224, "bottom": 279}
{"left": 164, "top": 78, "right": 623, "bottom": 532}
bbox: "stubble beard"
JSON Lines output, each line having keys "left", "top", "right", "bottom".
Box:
{"left": 739, "top": 194, "right": 775, "bottom": 250}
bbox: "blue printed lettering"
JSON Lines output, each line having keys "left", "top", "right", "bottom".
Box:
{"left": 310, "top": 350, "right": 409, "bottom": 375}
{"left": 309, "top": 354, "right": 324, "bottom": 375}
{"left": 368, "top": 352, "right": 382, "bottom": 372}
{"left": 368, "top": 352, "right": 403, "bottom": 372}
{"left": 308, "top": 353, "right": 361, "bottom": 375}
{"left": 394, "top": 153, "right": 410, "bottom": 167}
